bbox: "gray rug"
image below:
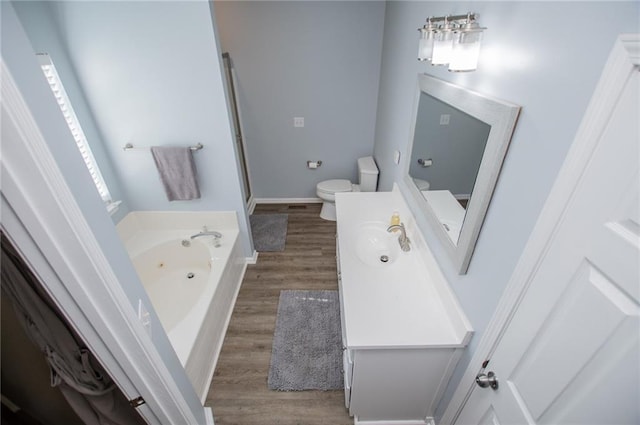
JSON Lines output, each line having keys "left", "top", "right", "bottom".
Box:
{"left": 268, "top": 290, "right": 343, "bottom": 391}
{"left": 249, "top": 214, "right": 288, "bottom": 252}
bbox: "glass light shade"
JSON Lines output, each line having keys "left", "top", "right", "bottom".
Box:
{"left": 418, "top": 28, "right": 434, "bottom": 61}
{"left": 448, "top": 30, "right": 483, "bottom": 72}
{"left": 431, "top": 30, "right": 454, "bottom": 65}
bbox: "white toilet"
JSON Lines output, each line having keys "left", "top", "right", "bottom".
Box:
{"left": 316, "top": 156, "right": 379, "bottom": 221}
{"left": 413, "top": 177, "right": 431, "bottom": 191}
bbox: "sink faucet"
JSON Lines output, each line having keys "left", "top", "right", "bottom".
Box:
{"left": 387, "top": 223, "right": 411, "bottom": 252}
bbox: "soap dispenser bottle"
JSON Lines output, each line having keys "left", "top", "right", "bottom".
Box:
{"left": 390, "top": 211, "right": 400, "bottom": 226}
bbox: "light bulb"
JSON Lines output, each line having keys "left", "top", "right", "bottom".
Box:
{"left": 449, "top": 30, "right": 483, "bottom": 72}
{"left": 418, "top": 27, "right": 434, "bottom": 61}
{"left": 431, "top": 29, "right": 454, "bottom": 65}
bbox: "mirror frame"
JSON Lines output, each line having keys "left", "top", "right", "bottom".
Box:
{"left": 402, "top": 74, "right": 521, "bottom": 274}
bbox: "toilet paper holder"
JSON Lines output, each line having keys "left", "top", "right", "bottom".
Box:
{"left": 417, "top": 158, "right": 433, "bottom": 167}
{"left": 307, "top": 160, "right": 323, "bottom": 169}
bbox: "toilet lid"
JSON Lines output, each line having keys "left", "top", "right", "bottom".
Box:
{"left": 317, "top": 179, "right": 353, "bottom": 193}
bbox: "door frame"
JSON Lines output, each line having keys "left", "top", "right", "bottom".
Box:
{"left": 440, "top": 33, "right": 640, "bottom": 424}
{"left": 1, "top": 60, "right": 214, "bottom": 425}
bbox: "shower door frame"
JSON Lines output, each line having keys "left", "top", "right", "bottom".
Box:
{"left": 222, "top": 52, "right": 254, "bottom": 212}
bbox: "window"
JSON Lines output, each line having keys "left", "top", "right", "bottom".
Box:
{"left": 37, "top": 53, "right": 115, "bottom": 209}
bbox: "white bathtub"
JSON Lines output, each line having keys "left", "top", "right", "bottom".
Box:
{"left": 116, "top": 211, "right": 246, "bottom": 401}
{"left": 131, "top": 239, "right": 211, "bottom": 334}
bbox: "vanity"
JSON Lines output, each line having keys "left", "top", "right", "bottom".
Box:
{"left": 335, "top": 188, "right": 472, "bottom": 424}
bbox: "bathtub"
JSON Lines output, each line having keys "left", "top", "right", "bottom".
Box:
{"left": 116, "top": 211, "right": 246, "bottom": 401}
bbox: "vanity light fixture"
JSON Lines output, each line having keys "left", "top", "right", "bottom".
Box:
{"left": 417, "top": 13, "right": 486, "bottom": 72}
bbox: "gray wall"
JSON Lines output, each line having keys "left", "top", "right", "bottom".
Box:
{"left": 13, "top": 1, "right": 131, "bottom": 223}
{"left": 15, "top": 1, "right": 253, "bottom": 257}
{"left": 214, "top": 1, "right": 386, "bottom": 198}
{"left": 409, "top": 93, "right": 490, "bottom": 196}
{"left": 373, "top": 1, "right": 639, "bottom": 419}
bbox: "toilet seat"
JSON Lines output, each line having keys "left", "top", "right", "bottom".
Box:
{"left": 413, "top": 178, "right": 431, "bottom": 191}
{"left": 317, "top": 179, "right": 354, "bottom": 201}
{"left": 316, "top": 156, "right": 378, "bottom": 221}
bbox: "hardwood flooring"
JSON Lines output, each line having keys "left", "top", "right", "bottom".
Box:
{"left": 205, "top": 204, "right": 352, "bottom": 425}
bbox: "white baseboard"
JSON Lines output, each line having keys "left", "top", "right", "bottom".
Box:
{"left": 247, "top": 196, "right": 256, "bottom": 214}
{"left": 254, "top": 197, "right": 322, "bottom": 204}
{"left": 204, "top": 407, "right": 215, "bottom": 425}
{"left": 246, "top": 250, "right": 258, "bottom": 264}
{"left": 354, "top": 418, "right": 433, "bottom": 425}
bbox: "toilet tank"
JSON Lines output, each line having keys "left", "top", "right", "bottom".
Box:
{"left": 357, "top": 156, "right": 379, "bottom": 192}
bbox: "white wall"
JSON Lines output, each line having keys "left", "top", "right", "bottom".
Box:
{"left": 373, "top": 1, "right": 639, "bottom": 419}
{"left": 1, "top": 2, "right": 206, "bottom": 421}
{"left": 214, "top": 1, "right": 386, "bottom": 198}
{"left": 40, "top": 1, "right": 253, "bottom": 256}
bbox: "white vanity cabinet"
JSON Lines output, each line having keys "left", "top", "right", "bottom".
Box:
{"left": 344, "top": 346, "right": 462, "bottom": 421}
{"left": 336, "top": 190, "right": 473, "bottom": 424}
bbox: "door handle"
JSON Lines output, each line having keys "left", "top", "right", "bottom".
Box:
{"left": 476, "top": 371, "right": 499, "bottom": 390}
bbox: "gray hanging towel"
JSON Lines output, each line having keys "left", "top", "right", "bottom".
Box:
{"left": 1, "top": 234, "right": 144, "bottom": 425}
{"left": 150, "top": 146, "right": 201, "bottom": 201}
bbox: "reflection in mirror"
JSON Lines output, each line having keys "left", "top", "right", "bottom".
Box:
{"left": 403, "top": 74, "right": 520, "bottom": 274}
{"left": 408, "top": 92, "right": 491, "bottom": 244}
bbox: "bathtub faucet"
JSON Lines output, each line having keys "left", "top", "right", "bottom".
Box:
{"left": 190, "top": 230, "right": 223, "bottom": 240}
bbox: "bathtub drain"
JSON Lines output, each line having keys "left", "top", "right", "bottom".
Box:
{"left": 187, "top": 272, "right": 195, "bottom": 279}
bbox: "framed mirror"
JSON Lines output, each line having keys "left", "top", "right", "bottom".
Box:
{"left": 403, "top": 74, "right": 520, "bottom": 274}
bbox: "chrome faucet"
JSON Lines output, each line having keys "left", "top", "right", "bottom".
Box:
{"left": 190, "top": 231, "right": 222, "bottom": 239}
{"left": 387, "top": 223, "right": 411, "bottom": 252}
{"left": 190, "top": 226, "right": 222, "bottom": 240}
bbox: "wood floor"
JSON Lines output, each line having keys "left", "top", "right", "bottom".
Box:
{"left": 205, "top": 203, "right": 353, "bottom": 425}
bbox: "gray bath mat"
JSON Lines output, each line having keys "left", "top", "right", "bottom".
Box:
{"left": 250, "top": 214, "right": 288, "bottom": 252}
{"left": 268, "top": 290, "right": 343, "bottom": 391}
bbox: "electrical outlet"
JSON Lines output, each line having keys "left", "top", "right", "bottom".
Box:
{"left": 440, "top": 114, "right": 450, "bottom": 125}
{"left": 294, "top": 117, "right": 305, "bottom": 128}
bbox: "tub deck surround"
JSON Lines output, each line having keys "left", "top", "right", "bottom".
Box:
{"left": 116, "top": 211, "right": 245, "bottom": 401}
{"left": 335, "top": 190, "right": 472, "bottom": 349}
{"left": 116, "top": 211, "right": 240, "bottom": 244}
{"left": 335, "top": 189, "right": 472, "bottom": 423}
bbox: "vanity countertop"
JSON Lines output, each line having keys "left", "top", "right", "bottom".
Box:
{"left": 335, "top": 190, "right": 472, "bottom": 349}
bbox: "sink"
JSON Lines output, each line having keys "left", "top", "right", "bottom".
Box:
{"left": 354, "top": 222, "right": 401, "bottom": 266}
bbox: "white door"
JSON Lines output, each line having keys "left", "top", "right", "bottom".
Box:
{"left": 455, "top": 45, "right": 640, "bottom": 424}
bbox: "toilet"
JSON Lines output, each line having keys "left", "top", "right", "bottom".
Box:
{"left": 316, "top": 156, "right": 379, "bottom": 221}
{"left": 413, "top": 177, "right": 431, "bottom": 191}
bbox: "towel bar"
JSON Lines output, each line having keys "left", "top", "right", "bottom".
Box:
{"left": 123, "top": 143, "right": 203, "bottom": 151}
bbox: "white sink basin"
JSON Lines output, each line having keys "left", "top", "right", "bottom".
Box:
{"left": 335, "top": 190, "right": 473, "bottom": 350}
{"left": 354, "top": 222, "right": 401, "bottom": 267}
